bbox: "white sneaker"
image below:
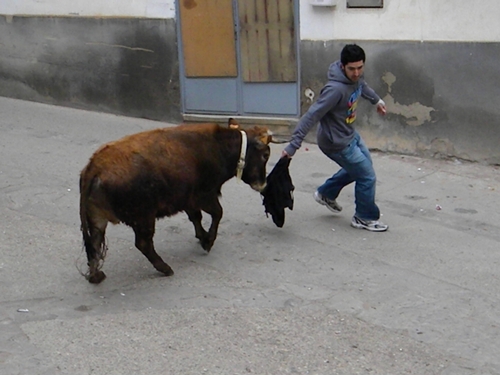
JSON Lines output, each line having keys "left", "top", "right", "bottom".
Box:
{"left": 313, "top": 191, "right": 342, "bottom": 213}
{"left": 351, "top": 216, "right": 388, "bottom": 232}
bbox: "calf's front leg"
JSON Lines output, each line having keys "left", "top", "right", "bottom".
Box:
{"left": 132, "top": 219, "right": 174, "bottom": 276}
{"left": 200, "top": 197, "right": 223, "bottom": 252}
{"left": 186, "top": 209, "right": 210, "bottom": 249}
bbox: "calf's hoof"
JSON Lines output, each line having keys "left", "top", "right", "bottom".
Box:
{"left": 199, "top": 237, "right": 214, "bottom": 252}
{"left": 88, "top": 271, "right": 106, "bottom": 284}
{"left": 156, "top": 263, "right": 174, "bottom": 277}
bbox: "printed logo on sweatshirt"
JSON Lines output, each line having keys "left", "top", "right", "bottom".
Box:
{"left": 346, "top": 86, "right": 362, "bottom": 124}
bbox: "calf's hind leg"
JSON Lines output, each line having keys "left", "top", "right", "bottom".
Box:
{"left": 132, "top": 219, "right": 174, "bottom": 276}
{"left": 84, "top": 215, "right": 108, "bottom": 284}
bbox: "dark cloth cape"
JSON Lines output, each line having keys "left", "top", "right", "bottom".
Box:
{"left": 261, "top": 156, "right": 294, "bottom": 227}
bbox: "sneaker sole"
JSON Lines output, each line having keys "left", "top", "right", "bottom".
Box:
{"left": 351, "top": 221, "right": 388, "bottom": 232}
{"left": 313, "top": 192, "right": 342, "bottom": 213}
{"left": 324, "top": 205, "right": 342, "bottom": 214}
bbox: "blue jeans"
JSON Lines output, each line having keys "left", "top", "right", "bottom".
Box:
{"left": 317, "top": 131, "right": 380, "bottom": 221}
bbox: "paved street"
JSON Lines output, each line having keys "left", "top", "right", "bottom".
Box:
{"left": 1, "top": 97, "right": 500, "bottom": 375}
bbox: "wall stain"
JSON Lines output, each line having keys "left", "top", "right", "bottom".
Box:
{"left": 85, "top": 42, "right": 154, "bottom": 53}
{"left": 429, "top": 138, "right": 456, "bottom": 157}
{"left": 382, "top": 71, "right": 435, "bottom": 126}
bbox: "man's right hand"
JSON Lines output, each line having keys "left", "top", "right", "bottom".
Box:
{"left": 376, "top": 99, "right": 387, "bottom": 115}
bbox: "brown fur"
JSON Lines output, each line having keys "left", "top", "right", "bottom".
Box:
{"left": 79, "top": 123, "right": 270, "bottom": 283}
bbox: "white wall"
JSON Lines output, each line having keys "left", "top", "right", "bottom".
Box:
{"left": 2, "top": 0, "right": 497, "bottom": 42}
{"left": 300, "top": 0, "right": 500, "bottom": 42}
{"left": 0, "top": 0, "right": 176, "bottom": 19}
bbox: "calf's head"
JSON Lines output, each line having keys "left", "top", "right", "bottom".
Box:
{"left": 242, "top": 135, "right": 271, "bottom": 193}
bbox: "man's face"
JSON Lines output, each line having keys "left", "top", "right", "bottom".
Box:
{"left": 342, "top": 60, "right": 364, "bottom": 82}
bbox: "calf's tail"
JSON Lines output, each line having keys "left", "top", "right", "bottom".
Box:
{"left": 79, "top": 172, "right": 92, "bottom": 257}
{"left": 79, "top": 168, "right": 108, "bottom": 281}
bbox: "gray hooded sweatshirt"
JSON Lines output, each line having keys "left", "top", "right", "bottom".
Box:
{"left": 284, "top": 60, "right": 381, "bottom": 156}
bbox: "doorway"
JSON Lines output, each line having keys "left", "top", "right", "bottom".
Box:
{"left": 177, "top": 0, "right": 299, "bottom": 117}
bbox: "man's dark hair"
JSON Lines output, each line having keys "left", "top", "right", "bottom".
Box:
{"left": 340, "top": 44, "right": 366, "bottom": 65}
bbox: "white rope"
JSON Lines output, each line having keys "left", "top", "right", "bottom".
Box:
{"left": 236, "top": 130, "right": 247, "bottom": 181}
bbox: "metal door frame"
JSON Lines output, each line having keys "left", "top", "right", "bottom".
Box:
{"left": 175, "top": 0, "right": 300, "bottom": 118}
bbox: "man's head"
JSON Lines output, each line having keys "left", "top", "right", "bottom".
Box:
{"left": 340, "top": 44, "right": 366, "bottom": 82}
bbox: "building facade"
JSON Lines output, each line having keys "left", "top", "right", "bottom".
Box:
{"left": 1, "top": 0, "right": 499, "bottom": 163}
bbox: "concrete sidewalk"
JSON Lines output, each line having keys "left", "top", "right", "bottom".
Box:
{"left": 1, "top": 97, "right": 499, "bottom": 375}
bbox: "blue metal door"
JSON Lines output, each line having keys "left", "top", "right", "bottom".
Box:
{"left": 177, "top": 0, "right": 299, "bottom": 117}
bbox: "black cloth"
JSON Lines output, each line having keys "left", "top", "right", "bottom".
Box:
{"left": 261, "top": 156, "right": 294, "bottom": 227}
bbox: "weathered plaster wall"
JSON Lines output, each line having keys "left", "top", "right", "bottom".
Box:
{"left": 296, "top": 0, "right": 500, "bottom": 164}
{"left": 300, "top": 40, "right": 500, "bottom": 164}
{"left": 1, "top": 0, "right": 499, "bottom": 163}
{"left": 0, "top": 15, "right": 181, "bottom": 122}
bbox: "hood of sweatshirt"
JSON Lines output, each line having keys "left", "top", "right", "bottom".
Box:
{"left": 327, "top": 60, "right": 355, "bottom": 85}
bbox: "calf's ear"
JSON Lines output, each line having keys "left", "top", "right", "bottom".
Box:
{"left": 255, "top": 126, "right": 272, "bottom": 145}
{"left": 260, "top": 131, "right": 272, "bottom": 145}
{"left": 228, "top": 118, "right": 240, "bottom": 129}
{"left": 244, "top": 126, "right": 273, "bottom": 145}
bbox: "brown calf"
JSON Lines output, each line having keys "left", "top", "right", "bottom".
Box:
{"left": 79, "top": 123, "right": 271, "bottom": 283}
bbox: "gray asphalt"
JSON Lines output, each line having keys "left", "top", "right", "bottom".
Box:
{"left": 1, "top": 96, "right": 499, "bottom": 375}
